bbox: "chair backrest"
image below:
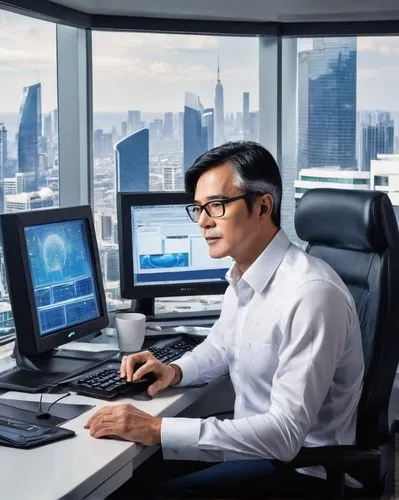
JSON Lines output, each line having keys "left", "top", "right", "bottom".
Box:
{"left": 295, "top": 188, "right": 399, "bottom": 448}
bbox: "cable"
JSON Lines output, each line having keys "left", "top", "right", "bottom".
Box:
{"left": 45, "top": 392, "right": 71, "bottom": 413}
{"left": 36, "top": 385, "right": 71, "bottom": 419}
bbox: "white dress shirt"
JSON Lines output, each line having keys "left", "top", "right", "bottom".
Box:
{"left": 161, "top": 229, "right": 364, "bottom": 467}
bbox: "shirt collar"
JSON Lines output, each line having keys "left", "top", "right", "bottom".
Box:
{"left": 226, "top": 229, "right": 291, "bottom": 294}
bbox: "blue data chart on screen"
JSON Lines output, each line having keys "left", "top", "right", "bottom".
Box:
{"left": 131, "top": 204, "right": 232, "bottom": 286}
{"left": 24, "top": 220, "right": 100, "bottom": 336}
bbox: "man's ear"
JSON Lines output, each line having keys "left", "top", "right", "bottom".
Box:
{"left": 259, "top": 194, "right": 273, "bottom": 219}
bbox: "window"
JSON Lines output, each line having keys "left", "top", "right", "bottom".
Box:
{"left": 0, "top": 10, "right": 59, "bottom": 340}
{"left": 92, "top": 31, "right": 259, "bottom": 312}
{"left": 281, "top": 36, "right": 399, "bottom": 245}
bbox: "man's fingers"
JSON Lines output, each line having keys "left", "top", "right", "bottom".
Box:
{"left": 132, "top": 362, "right": 156, "bottom": 381}
{"left": 124, "top": 352, "right": 151, "bottom": 381}
{"left": 147, "top": 379, "right": 166, "bottom": 396}
{"left": 90, "top": 424, "right": 121, "bottom": 439}
{"left": 120, "top": 355, "right": 128, "bottom": 377}
{"left": 84, "top": 405, "right": 119, "bottom": 428}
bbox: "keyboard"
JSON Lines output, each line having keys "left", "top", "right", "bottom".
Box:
{"left": 148, "top": 334, "right": 205, "bottom": 363}
{"left": 69, "top": 362, "right": 156, "bottom": 400}
{"left": 70, "top": 334, "right": 206, "bottom": 399}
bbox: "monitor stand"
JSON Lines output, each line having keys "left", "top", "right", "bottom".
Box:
{"left": 0, "top": 338, "right": 116, "bottom": 393}
{"left": 133, "top": 298, "right": 221, "bottom": 323}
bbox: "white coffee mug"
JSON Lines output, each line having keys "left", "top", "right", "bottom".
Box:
{"left": 115, "top": 312, "right": 146, "bottom": 353}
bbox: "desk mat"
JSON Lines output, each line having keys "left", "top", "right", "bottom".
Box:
{"left": 0, "top": 399, "right": 93, "bottom": 426}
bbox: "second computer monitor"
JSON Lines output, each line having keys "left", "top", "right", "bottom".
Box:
{"left": 118, "top": 192, "right": 232, "bottom": 300}
{"left": 0, "top": 205, "right": 109, "bottom": 356}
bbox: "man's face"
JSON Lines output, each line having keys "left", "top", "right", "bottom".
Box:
{"left": 193, "top": 162, "right": 268, "bottom": 264}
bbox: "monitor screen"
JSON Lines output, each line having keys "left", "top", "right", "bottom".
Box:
{"left": 24, "top": 219, "right": 100, "bottom": 337}
{"left": 118, "top": 192, "right": 232, "bottom": 300}
{"left": 0, "top": 206, "right": 108, "bottom": 356}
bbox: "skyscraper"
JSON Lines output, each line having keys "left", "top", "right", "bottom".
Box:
{"left": 361, "top": 112, "right": 394, "bottom": 171}
{"left": 115, "top": 128, "right": 149, "bottom": 192}
{"left": 203, "top": 108, "right": 214, "bottom": 151}
{"left": 163, "top": 112, "right": 174, "bottom": 138}
{"left": 298, "top": 38, "right": 357, "bottom": 170}
{"left": 183, "top": 92, "right": 206, "bottom": 171}
{"left": 243, "top": 92, "right": 250, "bottom": 140}
{"left": 17, "top": 83, "right": 42, "bottom": 191}
{"left": 214, "top": 56, "right": 224, "bottom": 146}
{"left": 43, "top": 113, "right": 52, "bottom": 140}
{"left": 0, "top": 123, "right": 7, "bottom": 179}
{"left": 127, "top": 110, "right": 141, "bottom": 134}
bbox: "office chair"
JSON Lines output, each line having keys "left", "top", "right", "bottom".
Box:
{"left": 285, "top": 188, "right": 399, "bottom": 498}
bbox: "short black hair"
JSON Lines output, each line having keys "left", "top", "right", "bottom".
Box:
{"left": 185, "top": 141, "right": 282, "bottom": 227}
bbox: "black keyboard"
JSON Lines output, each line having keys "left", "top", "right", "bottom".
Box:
{"left": 69, "top": 362, "right": 156, "bottom": 400}
{"left": 148, "top": 334, "right": 205, "bottom": 363}
{"left": 70, "top": 334, "right": 206, "bottom": 399}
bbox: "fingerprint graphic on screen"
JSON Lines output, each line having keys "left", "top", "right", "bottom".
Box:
{"left": 139, "top": 253, "right": 188, "bottom": 269}
{"left": 43, "top": 234, "right": 67, "bottom": 272}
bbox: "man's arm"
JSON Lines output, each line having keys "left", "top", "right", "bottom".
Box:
{"left": 168, "top": 313, "right": 230, "bottom": 387}
{"left": 161, "top": 281, "right": 363, "bottom": 462}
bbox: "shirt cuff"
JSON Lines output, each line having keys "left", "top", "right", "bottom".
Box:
{"left": 170, "top": 355, "right": 199, "bottom": 386}
{"left": 161, "top": 417, "right": 202, "bottom": 461}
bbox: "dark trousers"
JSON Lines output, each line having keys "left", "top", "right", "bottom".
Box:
{"left": 109, "top": 450, "right": 331, "bottom": 499}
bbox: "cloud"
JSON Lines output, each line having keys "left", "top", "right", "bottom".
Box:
{"left": 149, "top": 62, "right": 171, "bottom": 74}
{"left": 358, "top": 37, "right": 399, "bottom": 53}
{"left": 358, "top": 68, "right": 381, "bottom": 80}
{"left": 161, "top": 63, "right": 215, "bottom": 83}
{"left": 92, "top": 32, "right": 218, "bottom": 56}
{"left": 0, "top": 47, "right": 53, "bottom": 67}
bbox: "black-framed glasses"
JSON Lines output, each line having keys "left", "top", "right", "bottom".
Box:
{"left": 185, "top": 192, "right": 263, "bottom": 223}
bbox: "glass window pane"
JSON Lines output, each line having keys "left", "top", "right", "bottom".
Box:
{"left": 0, "top": 11, "right": 59, "bottom": 340}
{"left": 92, "top": 32, "right": 259, "bottom": 313}
{"left": 282, "top": 36, "right": 399, "bottom": 246}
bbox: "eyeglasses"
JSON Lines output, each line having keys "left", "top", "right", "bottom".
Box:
{"left": 185, "top": 192, "right": 263, "bottom": 223}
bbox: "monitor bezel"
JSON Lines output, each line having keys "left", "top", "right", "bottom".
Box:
{"left": 118, "top": 191, "right": 229, "bottom": 300}
{"left": 0, "top": 205, "right": 109, "bottom": 356}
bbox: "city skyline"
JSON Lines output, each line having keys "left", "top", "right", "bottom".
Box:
{"left": 4, "top": 12, "right": 399, "bottom": 114}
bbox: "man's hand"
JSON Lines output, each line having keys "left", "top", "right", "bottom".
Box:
{"left": 84, "top": 404, "right": 162, "bottom": 445}
{"left": 121, "top": 351, "right": 182, "bottom": 396}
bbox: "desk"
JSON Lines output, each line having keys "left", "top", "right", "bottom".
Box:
{"left": 0, "top": 377, "right": 233, "bottom": 500}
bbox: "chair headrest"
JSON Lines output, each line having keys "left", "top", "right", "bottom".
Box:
{"left": 295, "top": 189, "right": 399, "bottom": 252}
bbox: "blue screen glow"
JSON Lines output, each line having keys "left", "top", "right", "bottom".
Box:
{"left": 24, "top": 219, "right": 100, "bottom": 336}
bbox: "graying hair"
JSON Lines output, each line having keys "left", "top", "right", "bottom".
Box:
{"left": 232, "top": 168, "right": 280, "bottom": 223}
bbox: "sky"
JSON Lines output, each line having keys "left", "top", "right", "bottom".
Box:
{"left": 1, "top": 9, "right": 399, "bottom": 115}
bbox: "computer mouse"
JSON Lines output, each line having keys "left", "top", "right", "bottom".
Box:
{"left": 129, "top": 371, "right": 157, "bottom": 386}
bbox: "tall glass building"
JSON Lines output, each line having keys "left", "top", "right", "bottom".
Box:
{"left": 298, "top": 38, "right": 357, "bottom": 170}
{"left": 203, "top": 108, "right": 214, "bottom": 151}
{"left": 17, "top": 83, "right": 42, "bottom": 191}
{"left": 115, "top": 128, "right": 149, "bottom": 192}
{"left": 360, "top": 112, "right": 394, "bottom": 171}
{"left": 183, "top": 92, "right": 207, "bottom": 171}
{"left": 0, "top": 123, "right": 7, "bottom": 179}
{"left": 214, "top": 59, "right": 224, "bottom": 146}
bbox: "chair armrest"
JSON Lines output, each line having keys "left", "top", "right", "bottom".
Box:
{"left": 286, "top": 445, "right": 381, "bottom": 469}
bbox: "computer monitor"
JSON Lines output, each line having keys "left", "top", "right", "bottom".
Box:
{"left": 0, "top": 205, "right": 109, "bottom": 357}
{"left": 118, "top": 192, "right": 232, "bottom": 316}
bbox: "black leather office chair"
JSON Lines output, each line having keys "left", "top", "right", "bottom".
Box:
{"left": 286, "top": 188, "right": 399, "bottom": 498}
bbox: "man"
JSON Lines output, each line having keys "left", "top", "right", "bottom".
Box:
{"left": 85, "top": 141, "right": 364, "bottom": 498}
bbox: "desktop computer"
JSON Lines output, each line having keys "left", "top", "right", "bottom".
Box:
{"left": 0, "top": 194, "right": 229, "bottom": 396}
{"left": 0, "top": 205, "right": 113, "bottom": 392}
{"left": 117, "top": 191, "right": 232, "bottom": 320}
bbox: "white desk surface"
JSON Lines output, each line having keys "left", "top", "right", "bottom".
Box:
{"left": 0, "top": 377, "right": 229, "bottom": 500}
